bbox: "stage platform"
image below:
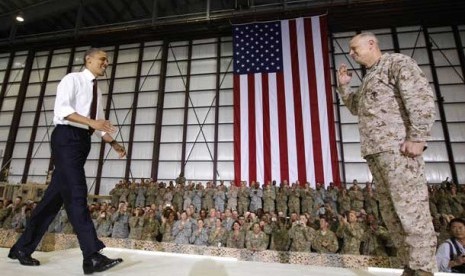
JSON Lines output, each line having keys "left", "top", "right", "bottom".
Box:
{"left": 0, "top": 247, "right": 456, "bottom": 276}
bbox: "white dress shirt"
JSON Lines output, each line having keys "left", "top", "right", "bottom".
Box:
{"left": 53, "top": 68, "right": 106, "bottom": 137}
{"left": 436, "top": 238, "right": 465, "bottom": 272}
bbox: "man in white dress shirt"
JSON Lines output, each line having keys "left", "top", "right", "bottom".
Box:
{"left": 8, "top": 48, "right": 126, "bottom": 274}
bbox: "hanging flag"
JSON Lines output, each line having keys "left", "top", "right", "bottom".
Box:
{"left": 233, "top": 15, "right": 340, "bottom": 187}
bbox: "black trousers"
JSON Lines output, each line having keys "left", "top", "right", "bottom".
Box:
{"left": 13, "top": 125, "right": 104, "bottom": 258}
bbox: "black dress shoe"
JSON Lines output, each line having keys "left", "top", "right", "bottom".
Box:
{"left": 83, "top": 252, "right": 123, "bottom": 274}
{"left": 8, "top": 247, "right": 40, "bottom": 266}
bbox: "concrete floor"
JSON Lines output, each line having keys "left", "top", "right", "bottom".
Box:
{"left": 0, "top": 247, "right": 456, "bottom": 276}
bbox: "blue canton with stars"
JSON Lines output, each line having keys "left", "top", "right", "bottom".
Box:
{"left": 233, "top": 21, "right": 283, "bottom": 75}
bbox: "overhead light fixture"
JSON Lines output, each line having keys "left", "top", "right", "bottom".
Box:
{"left": 16, "top": 11, "right": 24, "bottom": 22}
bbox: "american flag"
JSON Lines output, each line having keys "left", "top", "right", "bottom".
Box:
{"left": 233, "top": 15, "right": 340, "bottom": 187}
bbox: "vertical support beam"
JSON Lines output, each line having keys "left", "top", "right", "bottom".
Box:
{"left": 0, "top": 52, "right": 14, "bottom": 112}
{"left": 423, "top": 28, "right": 458, "bottom": 183}
{"left": 9, "top": 22, "right": 17, "bottom": 42}
{"left": 94, "top": 45, "right": 119, "bottom": 195}
{"left": 452, "top": 26, "right": 465, "bottom": 87}
{"left": 125, "top": 43, "right": 145, "bottom": 181}
{"left": 213, "top": 37, "right": 221, "bottom": 183}
{"left": 206, "top": 0, "right": 210, "bottom": 20}
{"left": 329, "top": 32, "right": 346, "bottom": 186}
{"left": 1, "top": 50, "right": 35, "bottom": 180}
{"left": 21, "top": 50, "right": 53, "bottom": 183}
{"left": 151, "top": 40, "right": 169, "bottom": 180}
{"left": 180, "top": 41, "right": 193, "bottom": 175}
{"left": 0, "top": 52, "right": 14, "bottom": 177}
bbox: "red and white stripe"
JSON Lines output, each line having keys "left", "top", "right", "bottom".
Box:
{"left": 234, "top": 15, "right": 340, "bottom": 187}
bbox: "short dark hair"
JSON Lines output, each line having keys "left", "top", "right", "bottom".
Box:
{"left": 83, "top": 48, "right": 102, "bottom": 65}
{"left": 449, "top": 218, "right": 465, "bottom": 229}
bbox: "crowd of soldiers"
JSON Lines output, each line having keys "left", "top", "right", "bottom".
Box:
{"left": 0, "top": 177, "right": 461, "bottom": 256}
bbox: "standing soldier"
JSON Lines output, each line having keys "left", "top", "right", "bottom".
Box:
{"left": 183, "top": 183, "right": 195, "bottom": 211}
{"left": 127, "top": 182, "right": 137, "bottom": 208}
{"left": 349, "top": 180, "right": 364, "bottom": 212}
{"left": 263, "top": 183, "right": 276, "bottom": 214}
{"left": 276, "top": 184, "right": 289, "bottom": 217}
{"left": 238, "top": 181, "right": 250, "bottom": 215}
{"left": 249, "top": 181, "right": 263, "bottom": 213}
{"left": 288, "top": 183, "right": 301, "bottom": 215}
{"left": 337, "top": 32, "right": 437, "bottom": 275}
{"left": 135, "top": 181, "right": 147, "bottom": 208}
{"left": 214, "top": 184, "right": 227, "bottom": 213}
{"left": 145, "top": 180, "right": 158, "bottom": 207}
{"left": 226, "top": 183, "right": 239, "bottom": 211}
{"left": 300, "top": 182, "right": 315, "bottom": 215}
{"left": 172, "top": 183, "right": 184, "bottom": 213}
{"left": 203, "top": 182, "right": 215, "bottom": 211}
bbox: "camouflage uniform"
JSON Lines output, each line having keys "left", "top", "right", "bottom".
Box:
{"left": 95, "top": 216, "right": 113, "bottom": 238}
{"left": 289, "top": 223, "right": 314, "bottom": 252}
{"left": 136, "top": 185, "right": 147, "bottom": 207}
{"left": 172, "top": 220, "right": 193, "bottom": 244}
{"left": 214, "top": 188, "right": 226, "bottom": 213}
{"left": 226, "top": 187, "right": 238, "bottom": 211}
{"left": 127, "top": 186, "right": 137, "bottom": 207}
{"left": 349, "top": 186, "right": 364, "bottom": 212}
{"left": 128, "top": 216, "right": 144, "bottom": 240}
{"left": 160, "top": 221, "right": 174, "bottom": 242}
{"left": 337, "top": 190, "right": 351, "bottom": 215}
{"left": 156, "top": 186, "right": 166, "bottom": 207}
{"left": 109, "top": 185, "right": 122, "bottom": 207}
{"left": 263, "top": 186, "right": 276, "bottom": 213}
{"left": 209, "top": 227, "right": 227, "bottom": 247}
{"left": 364, "top": 190, "right": 379, "bottom": 219}
{"left": 312, "top": 228, "right": 338, "bottom": 253}
{"left": 276, "top": 187, "right": 289, "bottom": 216}
{"left": 141, "top": 217, "right": 160, "bottom": 241}
{"left": 338, "top": 53, "right": 437, "bottom": 272}
{"left": 436, "top": 189, "right": 451, "bottom": 215}
{"left": 183, "top": 188, "right": 194, "bottom": 211}
{"left": 269, "top": 221, "right": 290, "bottom": 251}
{"left": 288, "top": 188, "right": 301, "bottom": 215}
{"left": 145, "top": 183, "right": 158, "bottom": 206}
{"left": 300, "top": 187, "right": 314, "bottom": 215}
{"left": 246, "top": 231, "right": 268, "bottom": 251}
{"left": 238, "top": 186, "right": 250, "bottom": 215}
{"left": 203, "top": 186, "right": 215, "bottom": 211}
{"left": 190, "top": 227, "right": 209, "bottom": 246}
{"left": 226, "top": 230, "right": 246, "bottom": 248}
{"left": 361, "top": 224, "right": 389, "bottom": 256}
{"left": 163, "top": 189, "right": 173, "bottom": 207}
{"left": 192, "top": 189, "right": 203, "bottom": 213}
{"left": 111, "top": 211, "right": 130, "bottom": 238}
{"left": 336, "top": 221, "right": 364, "bottom": 255}
{"left": 447, "top": 193, "right": 464, "bottom": 218}
{"left": 249, "top": 188, "right": 263, "bottom": 213}
{"left": 172, "top": 186, "right": 184, "bottom": 213}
